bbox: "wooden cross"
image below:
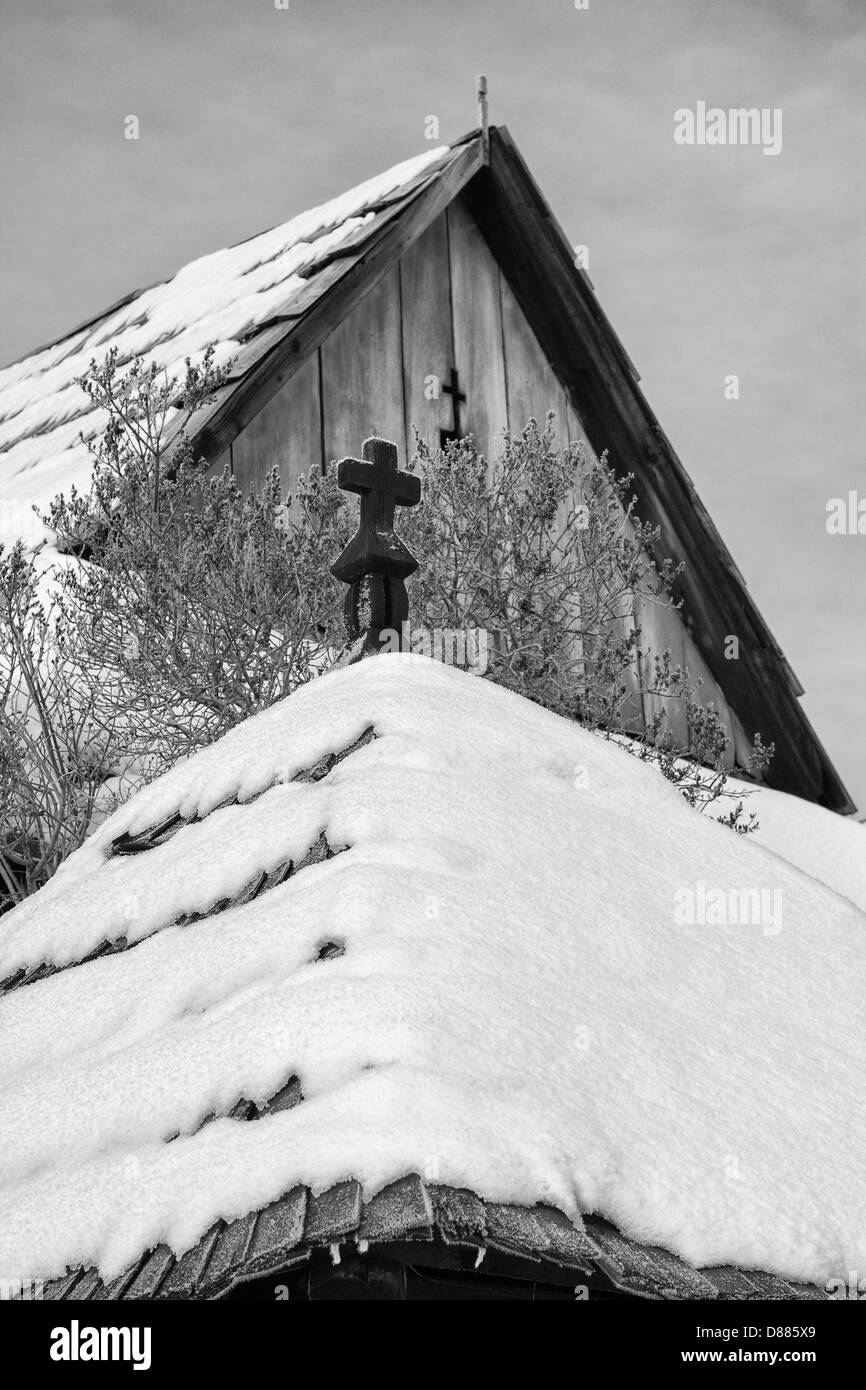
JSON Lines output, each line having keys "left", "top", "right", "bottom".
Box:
{"left": 330, "top": 436, "right": 421, "bottom": 655}
{"left": 440, "top": 366, "right": 467, "bottom": 447}
{"left": 331, "top": 437, "right": 421, "bottom": 584}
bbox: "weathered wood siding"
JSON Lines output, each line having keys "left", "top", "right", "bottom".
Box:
{"left": 446, "top": 197, "right": 509, "bottom": 463}
{"left": 225, "top": 196, "right": 753, "bottom": 769}
{"left": 399, "top": 214, "right": 453, "bottom": 463}
{"left": 228, "top": 196, "right": 576, "bottom": 482}
{"left": 320, "top": 266, "right": 405, "bottom": 468}
{"left": 636, "top": 588, "right": 689, "bottom": 750}
{"left": 229, "top": 351, "right": 322, "bottom": 496}
{"left": 500, "top": 275, "right": 570, "bottom": 445}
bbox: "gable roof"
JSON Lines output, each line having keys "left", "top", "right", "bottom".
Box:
{"left": 0, "top": 127, "right": 853, "bottom": 814}
{"left": 0, "top": 655, "right": 862, "bottom": 1299}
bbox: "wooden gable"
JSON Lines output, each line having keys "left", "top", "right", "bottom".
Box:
{"left": 217, "top": 194, "right": 580, "bottom": 490}
{"left": 190, "top": 129, "right": 851, "bottom": 814}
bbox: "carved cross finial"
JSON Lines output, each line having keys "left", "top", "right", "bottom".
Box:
{"left": 330, "top": 436, "right": 421, "bottom": 658}
{"left": 476, "top": 74, "right": 489, "bottom": 161}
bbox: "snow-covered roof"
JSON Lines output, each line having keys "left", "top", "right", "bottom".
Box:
{"left": 0, "top": 654, "right": 862, "bottom": 1296}
{"left": 0, "top": 144, "right": 452, "bottom": 550}
{"left": 709, "top": 772, "right": 866, "bottom": 915}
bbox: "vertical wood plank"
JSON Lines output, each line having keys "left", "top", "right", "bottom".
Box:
{"left": 208, "top": 448, "right": 231, "bottom": 477}
{"left": 566, "top": 393, "right": 643, "bottom": 732}
{"left": 499, "top": 274, "right": 568, "bottom": 441}
{"left": 230, "top": 350, "right": 322, "bottom": 498}
{"left": 447, "top": 196, "right": 508, "bottom": 468}
{"left": 730, "top": 710, "right": 760, "bottom": 775}
{"left": 320, "top": 266, "right": 405, "bottom": 468}
{"left": 499, "top": 276, "right": 589, "bottom": 713}
{"left": 636, "top": 583, "right": 689, "bottom": 748}
{"left": 398, "top": 213, "right": 453, "bottom": 464}
{"left": 607, "top": 540, "right": 644, "bottom": 734}
{"left": 682, "top": 629, "right": 741, "bottom": 771}
{"left": 565, "top": 398, "right": 600, "bottom": 466}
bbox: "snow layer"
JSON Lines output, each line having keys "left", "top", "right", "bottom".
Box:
{"left": 0, "top": 145, "right": 451, "bottom": 550}
{"left": 0, "top": 654, "right": 863, "bottom": 1289}
{"left": 707, "top": 776, "right": 866, "bottom": 912}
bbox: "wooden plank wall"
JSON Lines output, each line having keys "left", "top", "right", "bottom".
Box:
{"left": 635, "top": 587, "right": 689, "bottom": 749}
{"left": 682, "top": 628, "right": 749, "bottom": 771}
{"left": 447, "top": 197, "right": 509, "bottom": 466}
{"left": 230, "top": 351, "right": 322, "bottom": 498}
{"left": 399, "top": 214, "right": 453, "bottom": 464}
{"left": 225, "top": 196, "right": 749, "bottom": 765}
{"left": 320, "top": 266, "right": 405, "bottom": 467}
{"left": 499, "top": 275, "right": 568, "bottom": 440}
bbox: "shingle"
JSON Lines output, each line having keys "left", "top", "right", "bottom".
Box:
{"left": 292, "top": 752, "right": 337, "bottom": 784}
{"left": 122, "top": 1245, "right": 175, "bottom": 1299}
{"left": 80, "top": 938, "right": 128, "bottom": 967}
{"left": 91, "top": 1261, "right": 144, "bottom": 1300}
{"left": 227, "top": 1097, "right": 258, "bottom": 1121}
{"left": 533, "top": 1206, "right": 603, "bottom": 1275}
{"left": 41, "top": 1269, "right": 86, "bottom": 1300}
{"left": 291, "top": 726, "right": 375, "bottom": 785}
{"left": 359, "top": 1174, "right": 434, "bottom": 1246}
{"left": 65, "top": 1268, "right": 102, "bottom": 1300}
{"left": 243, "top": 1188, "right": 308, "bottom": 1279}
{"left": 111, "top": 811, "right": 184, "bottom": 856}
{"left": 428, "top": 1185, "right": 487, "bottom": 1246}
{"left": 234, "top": 868, "right": 269, "bottom": 907}
{"left": 263, "top": 1075, "right": 303, "bottom": 1115}
{"left": 483, "top": 1202, "right": 551, "bottom": 1262}
{"left": 18, "top": 961, "right": 56, "bottom": 988}
{"left": 701, "top": 1266, "right": 763, "bottom": 1299}
{"left": 304, "top": 1180, "right": 363, "bottom": 1246}
{"left": 786, "top": 1281, "right": 831, "bottom": 1301}
{"left": 260, "top": 861, "right": 295, "bottom": 894}
{"left": 737, "top": 1269, "right": 821, "bottom": 1300}
{"left": 316, "top": 940, "right": 346, "bottom": 961}
{"left": 584, "top": 1216, "right": 718, "bottom": 1300}
{"left": 295, "top": 832, "right": 334, "bottom": 871}
{"left": 158, "top": 1224, "right": 221, "bottom": 1299}
{"left": 199, "top": 1212, "right": 258, "bottom": 1297}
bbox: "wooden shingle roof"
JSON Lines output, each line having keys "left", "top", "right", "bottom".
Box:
{"left": 32, "top": 1177, "right": 830, "bottom": 1302}
{"left": 3, "top": 657, "right": 858, "bottom": 1302}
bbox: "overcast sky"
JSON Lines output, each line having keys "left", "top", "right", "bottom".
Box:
{"left": 1, "top": 0, "right": 863, "bottom": 811}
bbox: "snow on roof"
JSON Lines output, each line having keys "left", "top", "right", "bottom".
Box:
{"left": 0, "top": 145, "right": 451, "bottom": 550}
{"left": 0, "top": 653, "right": 863, "bottom": 1290}
{"left": 708, "top": 774, "right": 866, "bottom": 913}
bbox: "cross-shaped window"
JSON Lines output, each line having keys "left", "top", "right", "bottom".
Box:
{"left": 440, "top": 367, "right": 467, "bottom": 448}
